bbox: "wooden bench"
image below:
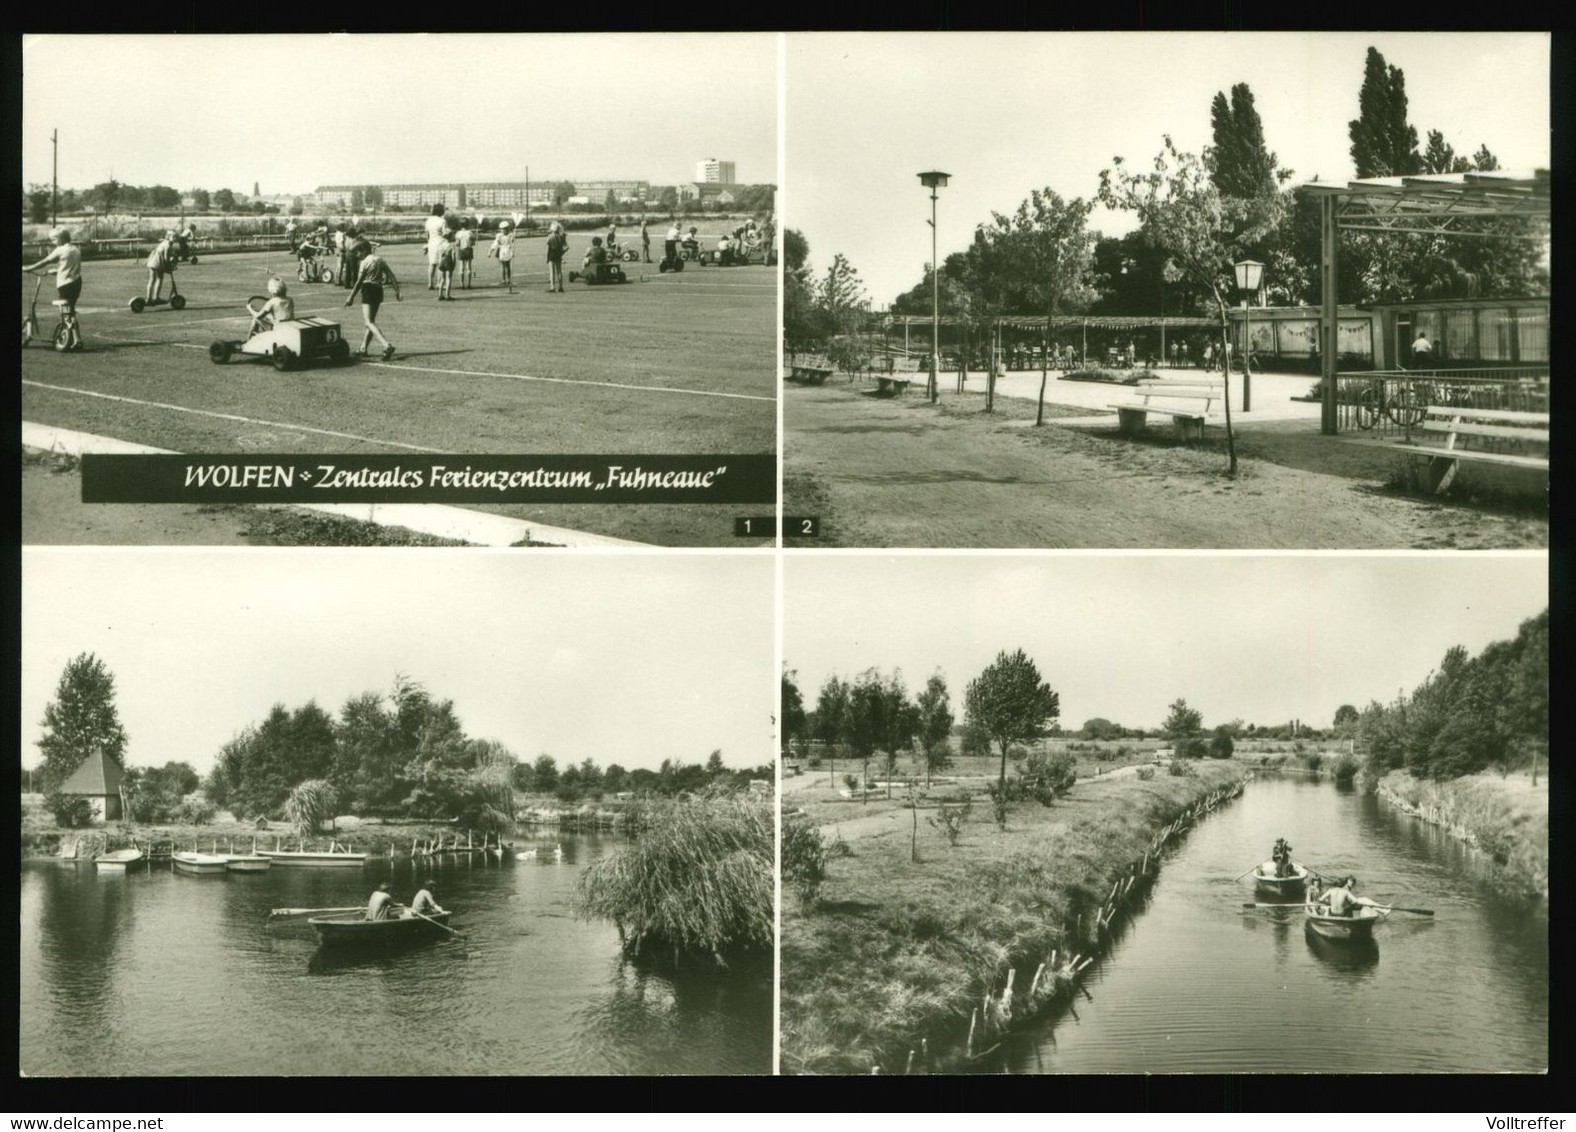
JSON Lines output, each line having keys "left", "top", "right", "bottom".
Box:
{"left": 1380, "top": 405, "right": 1550, "bottom": 493}
{"left": 788, "top": 353, "right": 835, "bottom": 384}
{"left": 873, "top": 355, "right": 922, "bottom": 394}
{"left": 1108, "top": 378, "right": 1225, "bottom": 440}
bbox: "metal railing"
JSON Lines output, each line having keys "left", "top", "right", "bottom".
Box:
{"left": 1334, "top": 367, "right": 1550, "bottom": 438}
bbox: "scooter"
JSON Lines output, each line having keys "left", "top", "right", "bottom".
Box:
{"left": 128, "top": 281, "right": 187, "bottom": 314}
{"left": 22, "top": 274, "right": 42, "bottom": 345}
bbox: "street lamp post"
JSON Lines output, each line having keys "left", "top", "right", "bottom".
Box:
{"left": 918, "top": 171, "right": 950, "bottom": 403}
{"left": 1234, "top": 258, "right": 1264, "bottom": 413}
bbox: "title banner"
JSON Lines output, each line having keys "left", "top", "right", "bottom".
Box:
{"left": 80, "top": 454, "right": 776, "bottom": 505}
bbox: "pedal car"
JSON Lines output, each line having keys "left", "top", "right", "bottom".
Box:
{"left": 567, "top": 263, "right": 629, "bottom": 285}
{"left": 208, "top": 295, "right": 352, "bottom": 370}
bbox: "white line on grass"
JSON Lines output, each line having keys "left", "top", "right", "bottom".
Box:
{"left": 359, "top": 359, "right": 776, "bottom": 402}
{"left": 21, "top": 380, "right": 447, "bottom": 453}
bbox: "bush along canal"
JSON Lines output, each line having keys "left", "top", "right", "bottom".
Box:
{"left": 780, "top": 763, "right": 1250, "bottom": 1074}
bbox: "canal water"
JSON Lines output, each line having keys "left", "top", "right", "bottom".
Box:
{"left": 20, "top": 830, "right": 771, "bottom": 1076}
{"left": 1004, "top": 773, "right": 1548, "bottom": 1074}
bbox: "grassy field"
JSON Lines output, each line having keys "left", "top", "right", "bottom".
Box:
{"left": 783, "top": 382, "right": 1548, "bottom": 549}
{"left": 780, "top": 752, "right": 1246, "bottom": 1073}
{"left": 22, "top": 236, "right": 775, "bottom": 546}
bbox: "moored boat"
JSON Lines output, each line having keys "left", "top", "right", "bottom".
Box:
{"left": 1304, "top": 902, "right": 1386, "bottom": 941}
{"left": 222, "top": 854, "right": 272, "bottom": 873}
{"left": 308, "top": 911, "right": 453, "bottom": 948}
{"left": 172, "top": 851, "right": 229, "bottom": 876}
{"left": 1252, "top": 860, "right": 1310, "bottom": 899}
{"left": 96, "top": 848, "right": 146, "bottom": 870}
{"left": 258, "top": 840, "right": 368, "bottom": 868}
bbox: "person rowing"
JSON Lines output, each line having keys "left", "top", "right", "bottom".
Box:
{"left": 1312, "top": 875, "right": 1360, "bottom": 917}
{"left": 366, "top": 881, "right": 397, "bottom": 921}
{"left": 1271, "top": 837, "right": 1295, "bottom": 878}
{"left": 407, "top": 878, "right": 445, "bottom": 919}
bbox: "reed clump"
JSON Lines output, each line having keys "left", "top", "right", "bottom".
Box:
{"left": 575, "top": 797, "right": 773, "bottom": 966}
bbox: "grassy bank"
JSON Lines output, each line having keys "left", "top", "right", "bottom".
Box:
{"left": 780, "top": 760, "right": 1247, "bottom": 1073}
{"left": 1377, "top": 770, "right": 1548, "bottom": 898}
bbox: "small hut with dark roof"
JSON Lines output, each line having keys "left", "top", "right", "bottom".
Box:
{"left": 57, "top": 751, "right": 127, "bottom": 823}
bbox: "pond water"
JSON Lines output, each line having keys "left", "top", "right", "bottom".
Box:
{"left": 1003, "top": 774, "right": 1548, "bottom": 1074}
{"left": 20, "top": 830, "right": 771, "bottom": 1076}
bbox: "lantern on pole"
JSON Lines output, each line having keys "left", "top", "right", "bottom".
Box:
{"left": 918, "top": 171, "right": 950, "bottom": 403}
{"left": 1233, "top": 258, "right": 1265, "bottom": 411}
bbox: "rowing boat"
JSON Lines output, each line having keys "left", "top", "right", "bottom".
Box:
{"left": 172, "top": 851, "right": 229, "bottom": 876}
{"left": 1252, "top": 860, "right": 1310, "bottom": 898}
{"left": 222, "top": 854, "right": 272, "bottom": 873}
{"left": 96, "top": 848, "right": 146, "bottom": 870}
{"left": 308, "top": 911, "right": 452, "bottom": 948}
{"left": 1304, "top": 902, "right": 1387, "bottom": 941}
{"left": 258, "top": 849, "right": 367, "bottom": 868}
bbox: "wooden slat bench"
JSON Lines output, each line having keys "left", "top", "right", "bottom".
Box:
{"left": 788, "top": 353, "right": 836, "bottom": 384}
{"left": 1380, "top": 405, "right": 1550, "bottom": 493}
{"left": 875, "top": 355, "right": 923, "bottom": 394}
{"left": 1108, "top": 378, "right": 1225, "bottom": 440}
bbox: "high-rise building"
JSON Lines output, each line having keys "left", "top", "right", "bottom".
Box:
{"left": 695, "top": 158, "right": 736, "bottom": 184}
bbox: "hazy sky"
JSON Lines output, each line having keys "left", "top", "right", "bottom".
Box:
{"left": 787, "top": 32, "right": 1551, "bottom": 303}
{"left": 784, "top": 553, "right": 1548, "bottom": 731}
{"left": 22, "top": 550, "right": 775, "bottom": 774}
{"left": 21, "top": 34, "right": 777, "bottom": 194}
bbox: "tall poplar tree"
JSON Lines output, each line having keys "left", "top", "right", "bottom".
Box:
{"left": 1349, "top": 47, "right": 1422, "bottom": 177}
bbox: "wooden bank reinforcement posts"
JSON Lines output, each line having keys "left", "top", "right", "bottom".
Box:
{"left": 875, "top": 774, "right": 1251, "bottom": 1075}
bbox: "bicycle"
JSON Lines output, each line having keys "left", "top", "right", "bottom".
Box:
{"left": 1355, "top": 374, "right": 1426, "bottom": 430}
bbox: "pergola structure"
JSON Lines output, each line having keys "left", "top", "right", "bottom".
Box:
{"left": 1296, "top": 170, "right": 1550, "bottom": 434}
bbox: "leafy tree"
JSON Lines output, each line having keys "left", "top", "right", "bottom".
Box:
{"left": 37, "top": 653, "right": 128, "bottom": 792}
{"left": 89, "top": 179, "right": 122, "bottom": 214}
{"left": 1082, "top": 717, "right": 1121, "bottom": 740}
{"left": 781, "top": 666, "right": 807, "bottom": 757}
{"left": 1333, "top": 704, "right": 1360, "bottom": 730}
{"left": 146, "top": 185, "right": 181, "bottom": 209}
{"left": 1471, "top": 145, "right": 1501, "bottom": 172}
{"left": 1162, "top": 698, "right": 1204, "bottom": 740}
{"left": 914, "top": 673, "right": 955, "bottom": 785}
{"left": 783, "top": 228, "right": 809, "bottom": 273}
{"left": 1099, "top": 137, "right": 1287, "bottom": 474}
{"left": 1349, "top": 46, "right": 1422, "bottom": 177}
{"left": 1208, "top": 83, "right": 1284, "bottom": 199}
{"left": 706, "top": 750, "right": 727, "bottom": 776}
{"left": 350, "top": 187, "right": 366, "bottom": 213}
{"left": 964, "top": 649, "right": 1061, "bottom": 808}
{"left": 813, "top": 674, "right": 850, "bottom": 782}
{"left": 1209, "top": 727, "right": 1236, "bottom": 758}
{"left": 658, "top": 186, "right": 679, "bottom": 211}
{"left": 818, "top": 253, "right": 869, "bottom": 336}
{"left": 532, "top": 754, "right": 558, "bottom": 793}
{"left": 844, "top": 668, "right": 910, "bottom": 800}
{"left": 27, "top": 185, "right": 51, "bottom": 224}
{"left": 973, "top": 187, "right": 1099, "bottom": 318}
{"left": 364, "top": 186, "right": 383, "bottom": 209}
{"left": 1421, "top": 130, "right": 1466, "bottom": 175}
{"left": 213, "top": 188, "right": 237, "bottom": 211}
{"left": 603, "top": 763, "right": 628, "bottom": 795}
{"left": 285, "top": 779, "right": 337, "bottom": 839}
{"left": 188, "top": 188, "right": 211, "bottom": 211}
{"left": 552, "top": 182, "right": 575, "bottom": 207}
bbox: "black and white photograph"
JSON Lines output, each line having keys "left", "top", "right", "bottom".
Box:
{"left": 21, "top": 33, "right": 779, "bottom": 549}
{"left": 782, "top": 33, "right": 1550, "bottom": 549}
{"left": 20, "top": 550, "right": 776, "bottom": 1076}
{"left": 778, "top": 553, "right": 1549, "bottom": 1074}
